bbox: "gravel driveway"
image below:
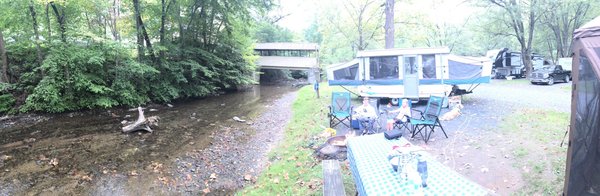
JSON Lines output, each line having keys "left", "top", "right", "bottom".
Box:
{"left": 472, "top": 79, "right": 571, "bottom": 113}
{"left": 424, "top": 79, "right": 572, "bottom": 195}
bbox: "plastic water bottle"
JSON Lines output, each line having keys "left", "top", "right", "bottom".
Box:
{"left": 417, "top": 155, "right": 428, "bottom": 188}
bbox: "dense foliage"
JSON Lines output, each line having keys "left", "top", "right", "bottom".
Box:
{"left": 0, "top": 0, "right": 271, "bottom": 113}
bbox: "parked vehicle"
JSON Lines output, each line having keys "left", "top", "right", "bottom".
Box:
{"left": 487, "top": 48, "right": 545, "bottom": 79}
{"left": 529, "top": 65, "right": 571, "bottom": 85}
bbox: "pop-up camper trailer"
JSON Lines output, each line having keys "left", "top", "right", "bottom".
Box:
{"left": 326, "top": 47, "right": 492, "bottom": 103}
{"left": 563, "top": 16, "right": 600, "bottom": 195}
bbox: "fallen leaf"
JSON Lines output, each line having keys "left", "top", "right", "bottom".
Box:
{"left": 284, "top": 173, "right": 289, "bottom": 180}
{"left": 49, "top": 158, "right": 59, "bottom": 167}
{"left": 81, "top": 175, "right": 93, "bottom": 181}
{"left": 244, "top": 174, "right": 252, "bottom": 181}
{"left": 38, "top": 154, "right": 48, "bottom": 161}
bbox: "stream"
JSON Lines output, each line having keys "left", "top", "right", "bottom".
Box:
{"left": 0, "top": 84, "right": 298, "bottom": 195}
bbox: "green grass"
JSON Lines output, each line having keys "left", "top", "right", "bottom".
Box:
{"left": 240, "top": 83, "right": 356, "bottom": 195}
{"left": 500, "top": 108, "right": 569, "bottom": 195}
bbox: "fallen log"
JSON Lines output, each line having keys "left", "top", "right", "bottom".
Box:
{"left": 122, "top": 107, "right": 159, "bottom": 133}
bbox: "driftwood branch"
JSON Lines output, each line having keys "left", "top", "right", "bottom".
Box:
{"left": 122, "top": 107, "right": 159, "bottom": 133}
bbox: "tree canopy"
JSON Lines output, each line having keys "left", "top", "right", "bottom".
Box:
{"left": 0, "top": 0, "right": 273, "bottom": 113}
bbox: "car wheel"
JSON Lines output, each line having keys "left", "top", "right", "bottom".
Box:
{"left": 548, "top": 77, "right": 554, "bottom": 85}
{"left": 390, "top": 98, "right": 399, "bottom": 106}
{"left": 565, "top": 75, "right": 570, "bottom": 83}
{"left": 531, "top": 81, "right": 537, "bottom": 85}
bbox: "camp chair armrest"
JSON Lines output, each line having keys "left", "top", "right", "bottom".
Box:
{"left": 411, "top": 108, "right": 424, "bottom": 118}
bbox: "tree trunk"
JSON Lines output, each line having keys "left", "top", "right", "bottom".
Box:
{"left": 523, "top": 0, "right": 536, "bottom": 79}
{"left": 384, "top": 0, "right": 395, "bottom": 49}
{"left": 140, "top": 18, "right": 156, "bottom": 62}
{"left": 50, "top": 2, "right": 66, "bottom": 42}
{"left": 108, "top": 0, "right": 121, "bottom": 41}
{"left": 45, "top": 3, "right": 52, "bottom": 41}
{"left": 133, "top": 0, "right": 145, "bottom": 60}
{"left": 159, "top": 0, "right": 172, "bottom": 60}
{"left": 29, "top": 0, "right": 44, "bottom": 66}
{"left": 0, "top": 31, "right": 8, "bottom": 83}
{"left": 133, "top": 0, "right": 157, "bottom": 63}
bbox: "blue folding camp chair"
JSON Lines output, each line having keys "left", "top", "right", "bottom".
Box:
{"left": 409, "top": 96, "right": 448, "bottom": 143}
{"left": 328, "top": 92, "right": 353, "bottom": 128}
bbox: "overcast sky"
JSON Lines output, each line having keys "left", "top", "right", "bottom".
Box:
{"left": 272, "top": 0, "right": 318, "bottom": 33}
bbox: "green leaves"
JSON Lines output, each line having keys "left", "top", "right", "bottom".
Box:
{"left": 0, "top": 93, "right": 15, "bottom": 113}
{"left": 2, "top": 0, "right": 265, "bottom": 114}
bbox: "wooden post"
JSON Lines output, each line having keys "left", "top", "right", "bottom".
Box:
{"left": 322, "top": 160, "right": 345, "bottom": 196}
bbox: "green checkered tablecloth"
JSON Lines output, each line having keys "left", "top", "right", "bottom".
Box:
{"left": 347, "top": 133, "right": 489, "bottom": 196}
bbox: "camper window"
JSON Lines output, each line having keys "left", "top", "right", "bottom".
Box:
{"left": 404, "top": 56, "right": 417, "bottom": 75}
{"left": 333, "top": 63, "right": 359, "bottom": 80}
{"left": 422, "top": 55, "right": 437, "bottom": 79}
{"left": 370, "top": 56, "right": 399, "bottom": 79}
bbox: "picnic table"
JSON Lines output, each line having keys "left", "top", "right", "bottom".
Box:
{"left": 347, "top": 133, "right": 489, "bottom": 195}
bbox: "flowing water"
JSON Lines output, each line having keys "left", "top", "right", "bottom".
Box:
{"left": 0, "top": 84, "right": 297, "bottom": 195}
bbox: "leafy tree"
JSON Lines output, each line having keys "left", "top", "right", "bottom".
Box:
{"left": 476, "top": 0, "right": 539, "bottom": 78}
{"left": 0, "top": 0, "right": 272, "bottom": 113}
{"left": 254, "top": 21, "right": 294, "bottom": 42}
{"left": 317, "top": 0, "right": 383, "bottom": 64}
{"left": 537, "top": 0, "right": 595, "bottom": 62}
{"left": 303, "top": 20, "right": 322, "bottom": 44}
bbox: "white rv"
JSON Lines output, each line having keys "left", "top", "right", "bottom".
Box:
{"left": 326, "top": 47, "right": 492, "bottom": 103}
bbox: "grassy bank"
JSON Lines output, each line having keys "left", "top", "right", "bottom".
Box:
{"left": 502, "top": 109, "right": 569, "bottom": 195}
{"left": 241, "top": 83, "right": 356, "bottom": 195}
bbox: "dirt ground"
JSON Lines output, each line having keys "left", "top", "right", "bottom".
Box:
{"left": 428, "top": 79, "right": 570, "bottom": 195}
